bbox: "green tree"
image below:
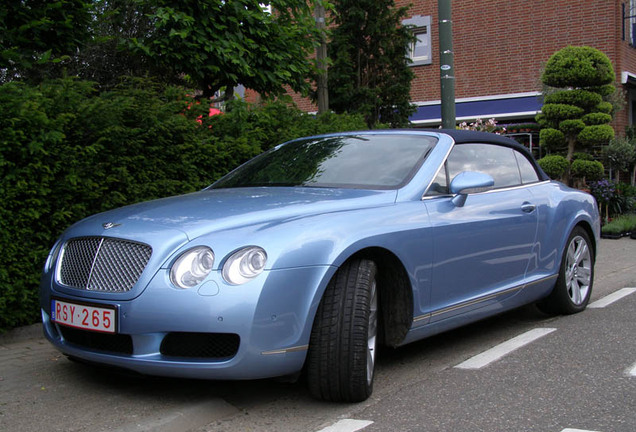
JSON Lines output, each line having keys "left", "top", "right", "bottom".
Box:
{"left": 0, "top": 0, "right": 92, "bottom": 83}
{"left": 603, "top": 137, "right": 636, "bottom": 184}
{"left": 327, "top": 0, "right": 415, "bottom": 128}
{"left": 132, "top": 0, "right": 322, "bottom": 100}
{"left": 64, "top": 0, "right": 168, "bottom": 90}
{"left": 536, "top": 46, "right": 616, "bottom": 162}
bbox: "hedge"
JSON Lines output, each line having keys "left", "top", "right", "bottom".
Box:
{"left": 0, "top": 78, "right": 368, "bottom": 331}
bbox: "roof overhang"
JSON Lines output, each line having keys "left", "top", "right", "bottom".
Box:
{"left": 410, "top": 92, "right": 543, "bottom": 126}
{"left": 621, "top": 71, "right": 636, "bottom": 85}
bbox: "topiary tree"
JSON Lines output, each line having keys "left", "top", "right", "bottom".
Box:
{"left": 536, "top": 46, "right": 616, "bottom": 162}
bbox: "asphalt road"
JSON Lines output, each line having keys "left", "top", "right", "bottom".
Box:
{"left": 1, "top": 238, "right": 635, "bottom": 432}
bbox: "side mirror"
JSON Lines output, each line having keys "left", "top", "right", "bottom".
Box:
{"left": 450, "top": 171, "right": 494, "bottom": 207}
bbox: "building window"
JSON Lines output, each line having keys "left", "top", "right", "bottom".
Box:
{"left": 403, "top": 15, "right": 432, "bottom": 66}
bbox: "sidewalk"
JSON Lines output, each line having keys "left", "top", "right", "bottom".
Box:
{"left": 0, "top": 238, "right": 634, "bottom": 432}
{"left": 0, "top": 322, "right": 42, "bottom": 345}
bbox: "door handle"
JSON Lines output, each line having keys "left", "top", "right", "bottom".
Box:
{"left": 521, "top": 202, "right": 536, "bottom": 213}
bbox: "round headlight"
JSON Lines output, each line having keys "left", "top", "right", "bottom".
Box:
{"left": 222, "top": 247, "right": 267, "bottom": 285}
{"left": 170, "top": 246, "right": 215, "bottom": 289}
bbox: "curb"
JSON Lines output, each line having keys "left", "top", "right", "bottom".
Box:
{"left": 0, "top": 323, "right": 43, "bottom": 345}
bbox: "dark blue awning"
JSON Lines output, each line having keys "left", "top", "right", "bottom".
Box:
{"left": 410, "top": 93, "right": 543, "bottom": 125}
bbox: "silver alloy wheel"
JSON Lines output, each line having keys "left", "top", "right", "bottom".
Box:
{"left": 367, "top": 279, "right": 378, "bottom": 385}
{"left": 565, "top": 235, "right": 592, "bottom": 305}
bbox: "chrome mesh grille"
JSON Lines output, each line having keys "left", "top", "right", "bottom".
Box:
{"left": 58, "top": 237, "right": 152, "bottom": 292}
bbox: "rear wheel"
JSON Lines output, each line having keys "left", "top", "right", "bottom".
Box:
{"left": 307, "top": 259, "right": 378, "bottom": 402}
{"left": 538, "top": 227, "right": 594, "bottom": 315}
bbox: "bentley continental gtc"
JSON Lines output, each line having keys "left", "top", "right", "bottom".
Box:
{"left": 40, "top": 129, "right": 600, "bottom": 402}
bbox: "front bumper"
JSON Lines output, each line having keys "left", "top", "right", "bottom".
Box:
{"left": 41, "top": 265, "right": 336, "bottom": 380}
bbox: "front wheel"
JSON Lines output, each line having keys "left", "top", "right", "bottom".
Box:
{"left": 538, "top": 227, "right": 594, "bottom": 315}
{"left": 307, "top": 259, "right": 378, "bottom": 402}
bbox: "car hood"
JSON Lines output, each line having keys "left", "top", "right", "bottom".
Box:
{"left": 70, "top": 187, "right": 397, "bottom": 241}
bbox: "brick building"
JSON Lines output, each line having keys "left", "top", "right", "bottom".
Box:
{"left": 291, "top": 0, "right": 636, "bottom": 143}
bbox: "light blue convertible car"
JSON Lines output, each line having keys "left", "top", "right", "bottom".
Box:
{"left": 40, "top": 129, "right": 600, "bottom": 402}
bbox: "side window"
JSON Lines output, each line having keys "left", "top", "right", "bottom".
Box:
{"left": 514, "top": 151, "right": 540, "bottom": 183}
{"left": 447, "top": 143, "right": 521, "bottom": 188}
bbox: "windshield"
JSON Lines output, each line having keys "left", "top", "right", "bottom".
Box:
{"left": 210, "top": 134, "right": 437, "bottom": 190}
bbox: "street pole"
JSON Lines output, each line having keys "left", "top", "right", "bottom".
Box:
{"left": 438, "top": 0, "right": 455, "bottom": 128}
{"left": 315, "top": 2, "right": 329, "bottom": 114}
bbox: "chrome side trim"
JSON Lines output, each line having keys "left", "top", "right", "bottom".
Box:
{"left": 261, "top": 345, "right": 309, "bottom": 355}
{"left": 421, "top": 180, "right": 551, "bottom": 201}
{"left": 475, "top": 180, "right": 550, "bottom": 195}
{"left": 412, "top": 274, "right": 558, "bottom": 324}
{"left": 430, "top": 285, "right": 523, "bottom": 318}
{"left": 413, "top": 313, "right": 431, "bottom": 323}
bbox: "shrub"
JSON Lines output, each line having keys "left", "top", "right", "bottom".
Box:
{"left": 204, "top": 98, "right": 369, "bottom": 154}
{"left": 601, "top": 214, "right": 636, "bottom": 235}
{"left": 582, "top": 112, "right": 613, "bottom": 125}
{"left": 596, "top": 101, "right": 613, "bottom": 114}
{"left": 578, "top": 124, "right": 615, "bottom": 146}
{"left": 544, "top": 89, "right": 601, "bottom": 109}
{"left": 571, "top": 159, "right": 604, "bottom": 181}
{"left": 540, "top": 104, "right": 585, "bottom": 121}
{"left": 537, "top": 155, "right": 569, "bottom": 180}
{"left": 572, "top": 152, "right": 593, "bottom": 161}
{"left": 0, "top": 79, "right": 368, "bottom": 331}
{"left": 603, "top": 138, "right": 636, "bottom": 183}
{"left": 542, "top": 46, "right": 614, "bottom": 88}
{"left": 558, "top": 119, "right": 585, "bottom": 136}
{"left": 589, "top": 179, "right": 616, "bottom": 204}
{"left": 0, "top": 78, "right": 203, "bottom": 330}
{"left": 614, "top": 182, "right": 636, "bottom": 214}
{"left": 539, "top": 128, "right": 565, "bottom": 150}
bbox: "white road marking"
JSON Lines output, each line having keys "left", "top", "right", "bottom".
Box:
{"left": 588, "top": 287, "right": 636, "bottom": 308}
{"left": 561, "top": 429, "right": 601, "bottom": 432}
{"left": 316, "top": 419, "right": 374, "bottom": 432}
{"left": 455, "top": 328, "right": 557, "bottom": 370}
{"left": 628, "top": 361, "right": 636, "bottom": 377}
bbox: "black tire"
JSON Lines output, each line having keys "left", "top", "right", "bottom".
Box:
{"left": 307, "top": 259, "right": 378, "bottom": 402}
{"left": 537, "top": 227, "right": 594, "bottom": 315}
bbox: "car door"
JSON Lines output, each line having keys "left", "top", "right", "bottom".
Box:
{"left": 424, "top": 142, "right": 539, "bottom": 322}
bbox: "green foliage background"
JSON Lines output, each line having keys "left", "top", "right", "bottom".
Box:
{"left": 0, "top": 78, "right": 367, "bottom": 331}
{"left": 327, "top": 0, "right": 415, "bottom": 128}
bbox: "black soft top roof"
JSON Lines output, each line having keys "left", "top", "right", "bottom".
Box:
{"left": 438, "top": 128, "right": 526, "bottom": 146}
{"left": 435, "top": 129, "right": 550, "bottom": 181}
